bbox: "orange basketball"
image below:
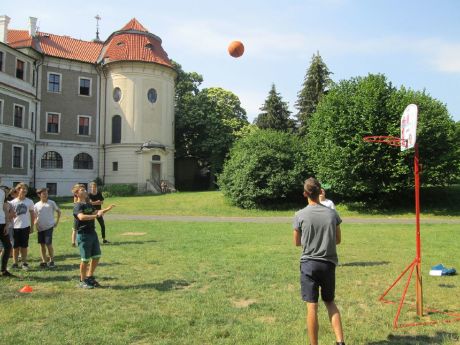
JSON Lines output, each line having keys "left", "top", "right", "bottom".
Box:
{"left": 228, "top": 40, "right": 244, "bottom": 58}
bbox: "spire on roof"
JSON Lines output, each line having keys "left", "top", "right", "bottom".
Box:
{"left": 93, "top": 14, "right": 102, "bottom": 43}
{"left": 121, "top": 18, "right": 149, "bottom": 32}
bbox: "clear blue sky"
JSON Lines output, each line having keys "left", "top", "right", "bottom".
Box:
{"left": 4, "top": 0, "right": 459, "bottom": 122}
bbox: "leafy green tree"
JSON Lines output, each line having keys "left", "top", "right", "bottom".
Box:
{"left": 174, "top": 68, "right": 248, "bottom": 185}
{"left": 192, "top": 87, "right": 248, "bottom": 177}
{"left": 254, "top": 84, "right": 294, "bottom": 132}
{"left": 453, "top": 121, "right": 460, "bottom": 181}
{"left": 306, "top": 74, "right": 458, "bottom": 203}
{"left": 219, "top": 129, "right": 311, "bottom": 208}
{"left": 173, "top": 60, "right": 204, "bottom": 159}
{"left": 295, "top": 52, "right": 333, "bottom": 134}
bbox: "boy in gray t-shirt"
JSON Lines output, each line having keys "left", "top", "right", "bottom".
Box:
{"left": 293, "top": 177, "right": 345, "bottom": 345}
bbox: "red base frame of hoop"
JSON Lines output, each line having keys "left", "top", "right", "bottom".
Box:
{"left": 378, "top": 258, "right": 460, "bottom": 328}
{"left": 363, "top": 135, "right": 408, "bottom": 148}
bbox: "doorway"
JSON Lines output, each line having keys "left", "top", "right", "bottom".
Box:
{"left": 151, "top": 163, "right": 161, "bottom": 187}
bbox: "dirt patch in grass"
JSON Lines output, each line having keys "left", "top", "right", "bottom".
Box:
{"left": 199, "top": 285, "right": 210, "bottom": 293}
{"left": 257, "top": 316, "right": 276, "bottom": 324}
{"left": 121, "top": 232, "right": 147, "bottom": 236}
{"left": 232, "top": 298, "right": 257, "bottom": 308}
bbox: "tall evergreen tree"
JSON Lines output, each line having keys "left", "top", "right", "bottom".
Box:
{"left": 255, "top": 84, "right": 293, "bottom": 132}
{"left": 295, "top": 52, "right": 332, "bottom": 134}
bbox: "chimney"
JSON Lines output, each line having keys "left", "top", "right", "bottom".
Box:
{"left": 28, "top": 16, "right": 37, "bottom": 37}
{"left": 0, "top": 15, "right": 11, "bottom": 43}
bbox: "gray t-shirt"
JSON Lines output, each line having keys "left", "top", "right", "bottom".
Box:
{"left": 293, "top": 204, "right": 342, "bottom": 265}
{"left": 34, "top": 200, "right": 60, "bottom": 231}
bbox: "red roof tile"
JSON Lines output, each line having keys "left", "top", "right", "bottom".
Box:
{"left": 7, "top": 30, "right": 35, "bottom": 49}
{"left": 102, "top": 33, "right": 172, "bottom": 67}
{"left": 8, "top": 30, "right": 102, "bottom": 63}
{"left": 6, "top": 19, "right": 172, "bottom": 68}
{"left": 38, "top": 32, "right": 103, "bottom": 63}
{"left": 120, "top": 18, "right": 149, "bottom": 32}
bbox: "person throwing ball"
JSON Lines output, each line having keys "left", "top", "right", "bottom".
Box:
{"left": 293, "top": 178, "right": 345, "bottom": 345}
{"left": 72, "top": 184, "right": 115, "bottom": 289}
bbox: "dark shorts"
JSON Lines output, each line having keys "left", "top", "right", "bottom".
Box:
{"left": 76, "top": 231, "right": 101, "bottom": 262}
{"left": 13, "top": 227, "right": 31, "bottom": 248}
{"left": 300, "top": 259, "right": 336, "bottom": 303}
{"left": 37, "top": 228, "right": 54, "bottom": 245}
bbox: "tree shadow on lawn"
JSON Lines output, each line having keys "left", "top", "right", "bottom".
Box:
{"left": 26, "top": 274, "right": 119, "bottom": 283}
{"left": 105, "top": 240, "right": 158, "bottom": 246}
{"left": 367, "top": 331, "right": 459, "bottom": 344}
{"left": 438, "top": 284, "right": 456, "bottom": 288}
{"left": 21, "top": 261, "right": 122, "bottom": 274}
{"left": 108, "top": 279, "right": 191, "bottom": 291}
{"left": 340, "top": 261, "right": 390, "bottom": 267}
{"left": 26, "top": 274, "right": 75, "bottom": 282}
{"left": 52, "top": 253, "right": 80, "bottom": 261}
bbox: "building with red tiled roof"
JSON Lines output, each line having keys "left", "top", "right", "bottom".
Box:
{"left": 0, "top": 15, "right": 176, "bottom": 195}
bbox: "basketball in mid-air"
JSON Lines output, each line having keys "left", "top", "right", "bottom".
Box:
{"left": 228, "top": 40, "right": 244, "bottom": 58}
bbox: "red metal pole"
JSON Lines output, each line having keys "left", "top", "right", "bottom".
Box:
{"left": 414, "top": 143, "right": 423, "bottom": 316}
{"left": 415, "top": 143, "right": 421, "bottom": 261}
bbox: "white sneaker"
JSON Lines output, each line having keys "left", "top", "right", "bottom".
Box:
{"left": 22, "top": 263, "right": 29, "bottom": 271}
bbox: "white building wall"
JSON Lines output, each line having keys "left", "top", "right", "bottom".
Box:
{"left": 101, "top": 61, "right": 176, "bottom": 189}
{"left": 35, "top": 142, "right": 98, "bottom": 196}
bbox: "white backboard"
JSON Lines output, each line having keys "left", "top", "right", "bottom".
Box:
{"left": 400, "top": 104, "right": 418, "bottom": 151}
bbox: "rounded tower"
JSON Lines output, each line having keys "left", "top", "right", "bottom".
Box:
{"left": 98, "top": 18, "right": 176, "bottom": 192}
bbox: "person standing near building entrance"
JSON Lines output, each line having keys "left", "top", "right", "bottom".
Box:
{"left": 10, "top": 183, "right": 35, "bottom": 271}
{"left": 88, "top": 182, "right": 109, "bottom": 244}
{"left": 293, "top": 177, "right": 345, "bottom": 345}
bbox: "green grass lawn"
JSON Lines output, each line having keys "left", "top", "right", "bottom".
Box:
{"left": 1, "top": 216, "right": 459, "bottom": 344}
{"left": 56, "top": 188, "right": 460, "bottom": 219}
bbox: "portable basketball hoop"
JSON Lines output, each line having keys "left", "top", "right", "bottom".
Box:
{"left": 363, "top": 104, "right": 446, "bottom": 328}
{"left": 363, "top": 104, "right": 460, "bottom": 328}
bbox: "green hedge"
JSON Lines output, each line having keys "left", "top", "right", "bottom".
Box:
{"left": 101, "top": 184, "right": 137, "bottom": 197}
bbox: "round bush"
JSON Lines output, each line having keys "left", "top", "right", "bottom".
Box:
{"left": 219, "top": 129, "right": 311, "bottom": 208}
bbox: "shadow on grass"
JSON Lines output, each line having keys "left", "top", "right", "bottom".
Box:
{"left": 340, "top": 261, "right": 390, "bottom": 267}
{"left": 367, "top": 332, "right": 459, "bottom": 344}
{"left": 438, "top": 284, "right": 456, "bottom": 288}
{"left": 52, "top": 254, "right": 80, "bottom": 261}
{"left": 342, "top": 185, "right": 460, "bottom": 217}
{"left": 104, "top": 240, "right": 158, "bottom": 246}
{"left": 27, "top": 274, "right": 75, "bottom": 282}
{"left": 109, "top": 279, "right": 190, "bottom": 291}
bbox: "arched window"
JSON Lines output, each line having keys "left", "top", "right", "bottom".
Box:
{"left": 112, "top": 115, "right": 121, "bottom": 144}
{"left": 74, "top": 153, "right": 93, "bottom": 169}
{"left": 41, "top": 151, "right": 63, "bottom": 169}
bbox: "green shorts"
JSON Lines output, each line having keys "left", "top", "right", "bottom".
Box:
{"left": 76, "top": 231, "right": 101, "bottom": 262}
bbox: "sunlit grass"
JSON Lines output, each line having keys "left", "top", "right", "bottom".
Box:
{"left": 56, "top": 189, "right": 460, "bottom": 219}
{"left": 0, "top": 217, "right": 459, "bottom": 344}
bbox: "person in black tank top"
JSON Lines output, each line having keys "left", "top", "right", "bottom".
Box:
{"left": 88, "top": 182, "right": 109, "bottom": 244}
